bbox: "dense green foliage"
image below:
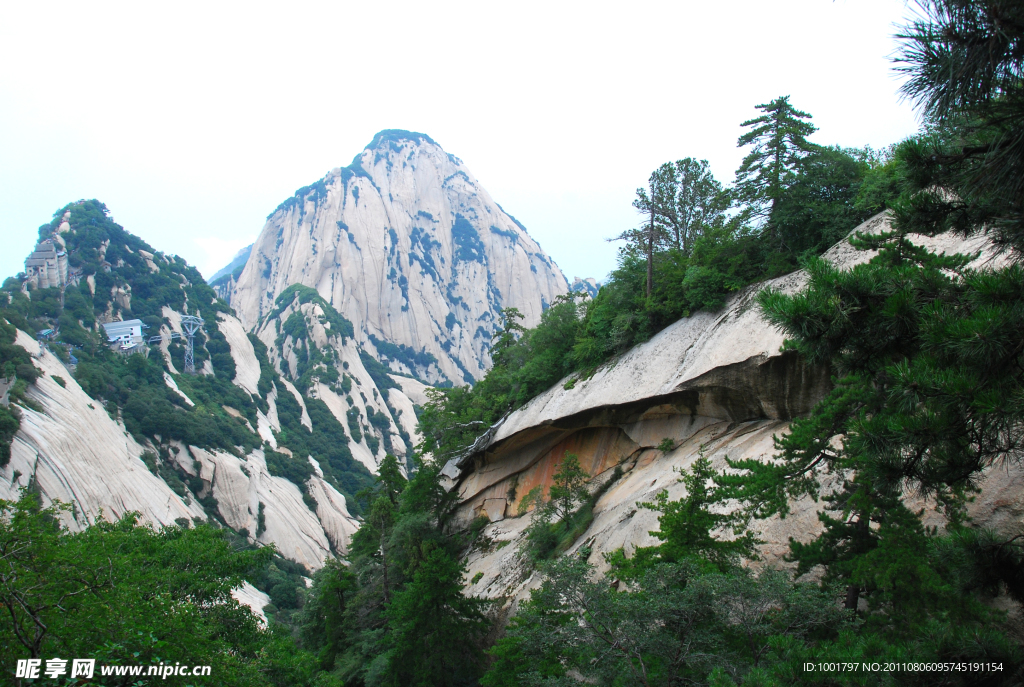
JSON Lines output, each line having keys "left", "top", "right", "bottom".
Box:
{"left": 298, "top": 454, "right": 490, "bottom": 686}
{"left": 485, "top": 448, "right": 1022, "bottom": 686}
{"left": 484, "top": 559, "right": 854, "bottom": 687}
{"left": 0, "top": 492, "right": 318, "bottom": 686}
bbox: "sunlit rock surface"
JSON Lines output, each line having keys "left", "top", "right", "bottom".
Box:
{"left": 227, "top": 130, "right": 569, "bottom": 386}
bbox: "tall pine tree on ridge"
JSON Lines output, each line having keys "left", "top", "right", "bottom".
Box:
{"left": 735, "top": 96, "right": 818, "bottom": 232}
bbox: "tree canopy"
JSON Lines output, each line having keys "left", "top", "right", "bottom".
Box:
{"left": 735, "top": 95, "right": 818, "bottom": 225}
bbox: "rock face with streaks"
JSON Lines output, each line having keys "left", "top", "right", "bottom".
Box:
{"left": 1, "top": 330, "right": 206, "bottom": 531}
{"left": 251, "top": 288, "right": 423, "bottom": 474}
{"left": 225, "top": 130, "right": 569, "bottom": 386}
{"left": 447, "top": 213, "right": 1023, "bottom": 602}
{"left": 0, "top": 320, "right": 362, "bottom": 571}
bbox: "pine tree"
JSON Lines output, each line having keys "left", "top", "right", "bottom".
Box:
{"left": 608, "top": 159, "right": 729, "bottom": 302}
{"left": 717, "top": 222, "right": 1024, "bottom": 613}
{"left": 548, "top": 452, "right": 589, "bottom": 522}
{"left": 382, "top": 548, "right": 488, "bottom": 686}
{"left": 645, "top": 453, "right": 759, "bottom": 572}
{"left": 735, "top": 96, "right": 817, "bottom": 226}
{"left": 895, "top": 0, "right": 1024, "bottom": 254}
{"left": 376, "top": 453, "right": 406, "bottom": 506}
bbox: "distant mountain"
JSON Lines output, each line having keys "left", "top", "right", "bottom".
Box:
{"left": 223, "top": 130, "right": 569, "bottom": 386}
{"left": 209, "top": 244, "right": 253, "bottom": 285}
{"left": 569, "top": 277, "right": 601, "bottom": 299}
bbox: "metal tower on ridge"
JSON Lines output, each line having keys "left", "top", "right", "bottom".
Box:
{"left": 181, "top": 315, "right": 204, "bottom": 375}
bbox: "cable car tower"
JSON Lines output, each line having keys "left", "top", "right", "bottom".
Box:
{"left": 148, "top": 314, "right": 204, "bottom": 375}
{"left": 180, "top": 315, "right": 204, "bottom": 375}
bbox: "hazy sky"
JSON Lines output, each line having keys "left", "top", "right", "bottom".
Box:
{"left": 0, "top": 0, "right": 922, "bottom": 285}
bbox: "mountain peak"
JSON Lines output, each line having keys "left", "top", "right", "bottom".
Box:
{"left": 364, "top": 129, "right": 439, "bottom": 151}
{"left": 228, "top": 134, "right": 569, "bottom": 386}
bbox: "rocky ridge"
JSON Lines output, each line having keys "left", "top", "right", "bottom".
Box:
{"left": 0, "top": 202, "right": 425, "bottom": 573}
{"left": 446, "top": 213, "right": 1023, "bottom": 602}
{"left": 251, "top": 286, "right": 425, "bottom": 472}
{"left": 0, "top": 314, "right": 365, "bottom": 571}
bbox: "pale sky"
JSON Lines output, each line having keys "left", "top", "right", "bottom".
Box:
{"left": 0, "top": 0, "right": 922, "bottom": 286}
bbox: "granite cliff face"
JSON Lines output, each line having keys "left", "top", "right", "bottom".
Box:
{"left": 446, "top": 213, "right": 1023, "bottom": 602}
{"left": 226, "top": 130, "right": 569, "bottom": 386}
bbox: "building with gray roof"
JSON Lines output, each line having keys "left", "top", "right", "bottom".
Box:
{"left": 101, "top": 320, "right": 147, "bottom": 349}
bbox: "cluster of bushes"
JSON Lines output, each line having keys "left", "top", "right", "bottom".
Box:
{"left": 367, "top": 333, "right": 437, "bottom": 381}
{"left": 518, "top": 453, "right": 617, "bottom": 563}
{"left": 256, "top": 554, "right": 313, "bottom": 624}
{"left": 273, "top": 388, "right": 375, "bottom": 509}
{"left": 265, "top": 284, "right": 354, "bottom": 341}
{"left": 0, "top": 316, "right": 38, "bottom": 465}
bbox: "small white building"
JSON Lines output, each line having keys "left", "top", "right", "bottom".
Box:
{"left": 101, "top": 320, "right": 147, "bottom": 349}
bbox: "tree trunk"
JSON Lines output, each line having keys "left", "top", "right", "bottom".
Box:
{"left": 646, "top": 208, "right": 654, "bottom": 298}
{"left": 844, "top": 514, "right": 870, "bottom": 611}
{"left": 380, "top": 528, "right": 391, "bottom": 605}
{"left": 844, "top": 583, "right": 860, "bottom": 611}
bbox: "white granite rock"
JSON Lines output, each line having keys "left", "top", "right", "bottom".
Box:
{"left": 217, "top": 312, "right": 261, "bottom": 396}
{"left": 227, "top": 132, "right": 569, "bottom": 386}
{"left": 1, "top": 331, "right": 205, "bottom": 531}
{"left": 232, "top": 581, "right": 271, "bottom": 625}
